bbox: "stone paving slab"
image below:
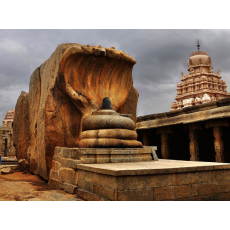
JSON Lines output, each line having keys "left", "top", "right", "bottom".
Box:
{"left": 77, "top": 159, "right": 230, "bottom": 176}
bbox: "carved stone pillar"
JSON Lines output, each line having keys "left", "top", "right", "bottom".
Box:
{"left": 157, "top": 127, "right": 173, "bottom": 159}
{"left": 161, "top": 133, "right": 170, "bottom": 159}
{"left": 205, "top": 119, "right": 229, "bottom": 163}
{"left": 184, "top": 123, "right": 203, "bottom": 161}
{"left": 213, "top": 126, "right": 224, "bottom": 162}
{"left": 189, "top": 129, "right": 199, "bottom": 161}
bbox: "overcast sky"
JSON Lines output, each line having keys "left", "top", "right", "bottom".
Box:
{"left": 1, "top": 29, "right": 230, "bottom": 123}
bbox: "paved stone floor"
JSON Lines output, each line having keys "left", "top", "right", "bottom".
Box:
{"left": 0, "top": 166, "right": 82, "bottom": 201}
{"left": 78, "top": 159, "right": 230, "bottom": 176}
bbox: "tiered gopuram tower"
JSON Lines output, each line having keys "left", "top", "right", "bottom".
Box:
{"left": 171, "top": 43, "right": 230, "bottom": 110}
{"left": 0, "top": 108, "right": 15, "bottom": 156}
{"left": 2, "top": 108, "right": 15, "bottom": 127}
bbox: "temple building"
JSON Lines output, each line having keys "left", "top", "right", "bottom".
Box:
{"left": 136, "top": 45, "right": 230, "bottom": 163}
{"left": 0, "top": 108, "right": 16, "bottom": 157}
{"left": 171, "top": 45, "right": 230, "bottom": 110}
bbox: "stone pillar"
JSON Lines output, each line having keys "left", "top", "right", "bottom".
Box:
{"left": 184, "top": 123, "right": 203, "bottom": 161}
{"left": 157, "top": 127, "right": 173, "bottom": 159}
{"left": 161, "top": 133, "right": 170, "bottom": 159}
{"left": 205, "top": 119, "right": 229, "bottom": 163}
{"left": 189, "top": 129, "right": 199, "bottom": 161}
{"left": 213, "top": 126, "right": 224, "bottom": 163}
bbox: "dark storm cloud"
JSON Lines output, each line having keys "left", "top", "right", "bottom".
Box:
{"left": 1, "top": 29, "right": 230, "bottom": 122}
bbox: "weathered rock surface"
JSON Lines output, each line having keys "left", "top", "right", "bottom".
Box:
{"left": 13, "top": 91, "right": 30, "bottom": 161}
{"left": 13, "top": 43, "right": 139, "bottom": 180}
{"left": 118, "top": 86, "right": 139, "bottom": 123}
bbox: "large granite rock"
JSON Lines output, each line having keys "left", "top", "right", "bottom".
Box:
{"left": 118, "top": 86, "right": 139, "bottom": 123}
{"left": 13, "top": 43, "right": 139, "bottom": 180}
{"left": 13, "top": 92, "right": 30, "bottom": 161}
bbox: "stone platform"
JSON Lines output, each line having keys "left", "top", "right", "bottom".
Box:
{"left": 49, "top": 146, "right": 157, "bottom": 194}
{"left": 76, "top": 159, "right": 230, "bottom": 201}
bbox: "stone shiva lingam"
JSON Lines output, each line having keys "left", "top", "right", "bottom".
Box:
{"left": 75, "top": 97, "right": 157, "bottom": 164}
{"left": 79, "top": 97, "right": 143, "bottom": 148}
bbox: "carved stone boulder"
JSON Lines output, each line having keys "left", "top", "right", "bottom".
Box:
{"left": 13, "top": 43, "right": 139, "bottom": 180}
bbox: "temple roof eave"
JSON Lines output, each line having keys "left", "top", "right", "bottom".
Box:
{"left": 137, "top": 103, "right": 230, "bottom": 130}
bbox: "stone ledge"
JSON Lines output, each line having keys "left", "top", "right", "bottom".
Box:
{"left": 55, "top": 146, "right": 156, "bottom": 155}
{"left": 54, "top": 147, "right": 80, "bottom": 159}
{"left": 80, "top": 148, "right": 153, "bottom": 155}
{"left": 61, "top": 158, "right": 81, "bottom": 169}
{"left": 137, "top": 98, "right": 230, "bottom": 123}
{"left": 74, "top": 158, "right": 230, "bottom": 201}
{"left": 136, "top": 105, "right": 230, "bottom": 129}
{"left": 54, "top": 146, "right": 156, "bottom": 164}
{"left": 77, "top": 159, "right": 230, "bottom": 176}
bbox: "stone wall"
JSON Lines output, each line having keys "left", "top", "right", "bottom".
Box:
{"left": 49, "top": 146, "right": 156, "bottom": 194}
{"left": 49, "top": 148, "right": 80, "bottom": 193}
{"left": 49, "top": 149, "right": 230, "bottom": 201}
{"left": 76, "top": 160, "right": 230, "bottom": 201}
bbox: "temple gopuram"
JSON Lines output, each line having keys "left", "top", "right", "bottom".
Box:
{"left": 171, "top": 43, "right": 230, "bottom": 110}
{"left": 0, "top": 108, "right": 16, "bottom": 157}
{"left": 137, "top": 44, "right": 230, "bottom": 163}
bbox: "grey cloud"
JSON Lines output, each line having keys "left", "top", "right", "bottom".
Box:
{"left": 1, "top": 29, "right": 230, "bottom": 122}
